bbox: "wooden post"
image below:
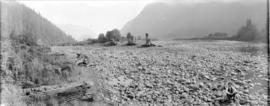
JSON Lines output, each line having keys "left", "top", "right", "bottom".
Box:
{"left": 267, "top": 0, "right": 270, "bottom": 105}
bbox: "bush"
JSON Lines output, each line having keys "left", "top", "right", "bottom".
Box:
{"left": 105, "top": 29, "right": 121, "bottom": 41}
{"left": 98, "top": 33, "right": 107, "bottom": 43}
{"left": 10, "top": 31, "right": 37, "bottom": 47}
{"left": 234, "top": 19, "right": 260, "bottom": 42}
{"left": 126, "top": 32, "right": 136, "bottom": 46}
{"left": 85, "top": 38, "right": 98, "bottom": 44}
{"left": 207, "top": 32, "right": 228, "bottom": 40}
{"left": 7, "top": 32, "right": 73, "bottom": 88}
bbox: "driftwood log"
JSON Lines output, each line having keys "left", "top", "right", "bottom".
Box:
{"left": 22, "top": 82, "right": 93, "bottom": 102}
{"left": 141, "top": 33, "right": 155, "bottom": 47}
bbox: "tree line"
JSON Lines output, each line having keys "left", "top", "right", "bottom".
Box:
{"left": 185, "top": 19, "right": 266, "bottom": 42}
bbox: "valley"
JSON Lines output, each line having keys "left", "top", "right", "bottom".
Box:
{"left": 17, "top": 40, "right": 267, "bottom": 106}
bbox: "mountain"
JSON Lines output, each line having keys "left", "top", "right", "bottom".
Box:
{"left": 1, "top": 1, "right": 75, "bottom": 45}
{"left": 58, "top": 24, "right": 96, "bottom": 41}
{"left": 121, "top": 2, "right": 265, "bottom": 39}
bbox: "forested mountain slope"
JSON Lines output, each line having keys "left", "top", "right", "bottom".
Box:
{"left": 121, "top": 2, "right": 265, "bottom": 39}
{"left": 1, "top": 1, "right": 75, "bottom": 45}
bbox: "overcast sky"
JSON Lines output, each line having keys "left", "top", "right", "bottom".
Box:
{"left": 19, "top": 0, "right": 152, "bottom": 35}
{"left": 18, "top": 0, "right": 265, "bottom": 39}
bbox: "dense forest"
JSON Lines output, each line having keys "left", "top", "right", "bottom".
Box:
{"left": 1, "top": 1, "right": 75, "bottom": 45}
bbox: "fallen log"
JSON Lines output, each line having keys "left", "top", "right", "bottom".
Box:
{"left": 22, "top": 81, "right": 93, "bottom": 101}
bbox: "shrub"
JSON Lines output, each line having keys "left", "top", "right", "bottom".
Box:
{"left": 105, "top": 29, "right": 121, "bottom": 41}
{"left": 126, "top": 32, "right": 136, "bottom": 46}
{"left": 98, "top": 33, "right": 107, "bottom": 43}
{"left": 85, "top": 38, "right": 98, "bottom": 44}
{"left": 10, "top": 31, "right": 37, "bottom": 47}
{"left": 7, "top": 32, "right": 73, "bottom": 88}
{"left": 207, "top": 32, "right": 228, "bottom": 40}
{"left": 234, "top": 19, "right": 260, "bottom": 42}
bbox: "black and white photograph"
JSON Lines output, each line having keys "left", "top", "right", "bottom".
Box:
{"left": 0, "top": 0, "right": 269, "bottom": 105}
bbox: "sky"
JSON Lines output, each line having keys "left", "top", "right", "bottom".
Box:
{"left": 18, "top": 0, "right": 264, "bottom": 40}
{"left": 18, "top": 0, "right": 153, "bottom": 39}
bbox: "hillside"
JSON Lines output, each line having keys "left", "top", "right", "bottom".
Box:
{"left": 1, "top": 1, "right": 75, "bottom": 45}
{"left": 121, "top": 2, "right": 265, "bottom": 39}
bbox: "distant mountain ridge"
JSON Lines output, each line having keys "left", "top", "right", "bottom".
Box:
{"left": 1, "top": 1, "right": 75, "bottom": 45}
{"left": 121, "top": 2, "right": 265, "bottom": 39}
{"left": 58, "top": 24, "right": 96, "bottom": 41}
